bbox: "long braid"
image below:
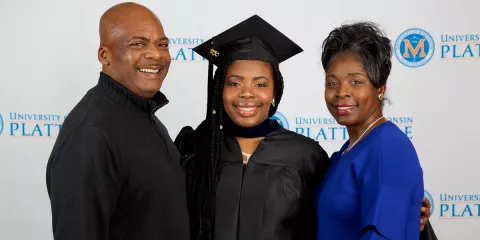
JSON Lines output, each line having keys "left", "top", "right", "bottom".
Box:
{"left": 207, "top": 62, "right": 227, "bottom": 234}
{"left": 195, "top": 61, "right": 230, "bottom": 239}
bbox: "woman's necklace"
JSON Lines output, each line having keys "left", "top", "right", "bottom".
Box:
{"left": 342, "top": 116, "right": 384, "bottom": 155}
{"left": 241, "top": 151, "right": 252, "bottom": 165}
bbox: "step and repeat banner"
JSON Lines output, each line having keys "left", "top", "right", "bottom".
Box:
{"left": 0, "top": 0, "right": 478, "bottom": 239}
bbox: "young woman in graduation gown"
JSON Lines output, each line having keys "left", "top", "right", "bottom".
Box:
{"left": 175, "top": 15, "right": 331, "bottom": 240}
{"left": 315, "top": 22, "right": 438, "bottom": 239}
{"left": 175, "top": 15, "right": 435, "bottom": 240}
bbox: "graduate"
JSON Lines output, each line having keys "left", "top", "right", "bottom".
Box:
{"left": 175, "top": 15, "right": 331, "bottom": 240}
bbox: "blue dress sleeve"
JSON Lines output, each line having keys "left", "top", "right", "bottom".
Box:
{"left": 359, "top": 134, "right": 424, "bottom": 240}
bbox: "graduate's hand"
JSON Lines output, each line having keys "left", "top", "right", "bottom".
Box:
{"left": 420, "top": 197, "right": 431, "bottom": 232}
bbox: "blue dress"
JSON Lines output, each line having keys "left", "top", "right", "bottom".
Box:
{"left": 315, "top": 121, "right": 424, "bottom": 239}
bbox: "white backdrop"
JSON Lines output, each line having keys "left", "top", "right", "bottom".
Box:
{"left": 1, "top": 0, "right": 479, "bottom": 239}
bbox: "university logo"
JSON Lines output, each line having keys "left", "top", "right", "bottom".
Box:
{"left": 271, "top": 112, "right": 289, "bottom": 130}
{"left": 440, "top": 33, "right": 480, "bottom": 59}
{"left": 439, "top": 192, "right": 480, "bottom": 219}
{"left": 0, "top": 113, "right": 4, "bottom": 135}
{"left": 2, "top": 112, "right": 66, "bottom": 138}
{"left": 395, "top": 28, "right": 435, "bottom": 68}
{"left": 294, "top": 116, "right": 345, "bottom": 142}
{"left": 424, "top": 190, "right": 434, "bottom": 216}
{"left": 168, "top": 37, "right": 206, "bottom": 61}
{"left": 270, "top": 114, "right": 413, "bottom": 142}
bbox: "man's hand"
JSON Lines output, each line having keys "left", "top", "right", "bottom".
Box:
{"left": 420, "top": 197, "right": 431, "bottom": 231}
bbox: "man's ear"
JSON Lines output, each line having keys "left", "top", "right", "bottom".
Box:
{"left": 98, "top": 46, "right": 110, "bottom": 65}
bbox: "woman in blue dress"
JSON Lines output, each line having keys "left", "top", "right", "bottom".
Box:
{"left": 315, "top": 22, "right": 427, "bottom": 239}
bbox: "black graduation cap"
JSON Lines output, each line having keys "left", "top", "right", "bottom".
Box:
{"left": 194, "top": 15, "right": 303, "bottom": 66}
{"left": 193, "top": 15, "right": 303, "bottom": 118}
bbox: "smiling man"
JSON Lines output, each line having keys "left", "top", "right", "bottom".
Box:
{"left": 45, "top": 2, "right": 189, "bottom": 240}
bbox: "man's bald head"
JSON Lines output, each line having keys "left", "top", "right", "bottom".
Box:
{"left": 100, "top": 2, "right": 161, "bottom": 46}
{"left": 97, "top": 2, "right": 171, "bottom": 99}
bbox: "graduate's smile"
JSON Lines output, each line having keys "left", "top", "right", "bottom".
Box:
{"left": 234, "top": 103, "right": 261, "bottom": 117}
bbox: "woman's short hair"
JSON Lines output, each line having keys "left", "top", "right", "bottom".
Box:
{"left": 321, "top": 21, "right": 393, "bottom": 88}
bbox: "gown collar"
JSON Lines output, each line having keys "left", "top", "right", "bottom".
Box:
{"left": 225, "top": 118, "right": 283, "bottom": 138}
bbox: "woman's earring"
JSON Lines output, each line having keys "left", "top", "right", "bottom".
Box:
{"left": 271, "top": 99, "right": 275, "bottom": 107}
{"left": 378, "top": 94, "right": 384, "bottom": 101}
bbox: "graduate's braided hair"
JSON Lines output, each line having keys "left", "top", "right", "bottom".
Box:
{"left": 195, "top": 60, "right": 284, "bottom": 238}
{"left": 270, "top": 63, "right": 284, "bottom": 117}
{"left": 194, "top": 61, "right": 229, "bottom": 239}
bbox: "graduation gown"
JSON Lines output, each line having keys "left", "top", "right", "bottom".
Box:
{"left": 175, "top": 123, "right": 436, "bottom": 240}
{"left": 176, "top": 125, "right": 330, "bottom": 240}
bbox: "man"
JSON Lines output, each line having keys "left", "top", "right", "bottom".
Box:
{"left": 46, "top": 2, "right": 189, "bottom": 239}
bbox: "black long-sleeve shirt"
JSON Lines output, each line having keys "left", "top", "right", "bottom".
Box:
{"left": 46, "top": 72, "right": 189, "bottom": 240}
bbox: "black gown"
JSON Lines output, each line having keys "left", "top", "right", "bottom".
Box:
{"left": 176, "top": 125, "right": 330, "bottom": 240}
{"left": 175, "top": 124, "right": 438, "bottom": 240}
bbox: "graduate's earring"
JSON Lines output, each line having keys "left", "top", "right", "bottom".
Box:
{"left": 271, "top": 99, "right": 275, "bottom": 107}
{"left": 378, "top": 94, "right": 384, "bottom": 101}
